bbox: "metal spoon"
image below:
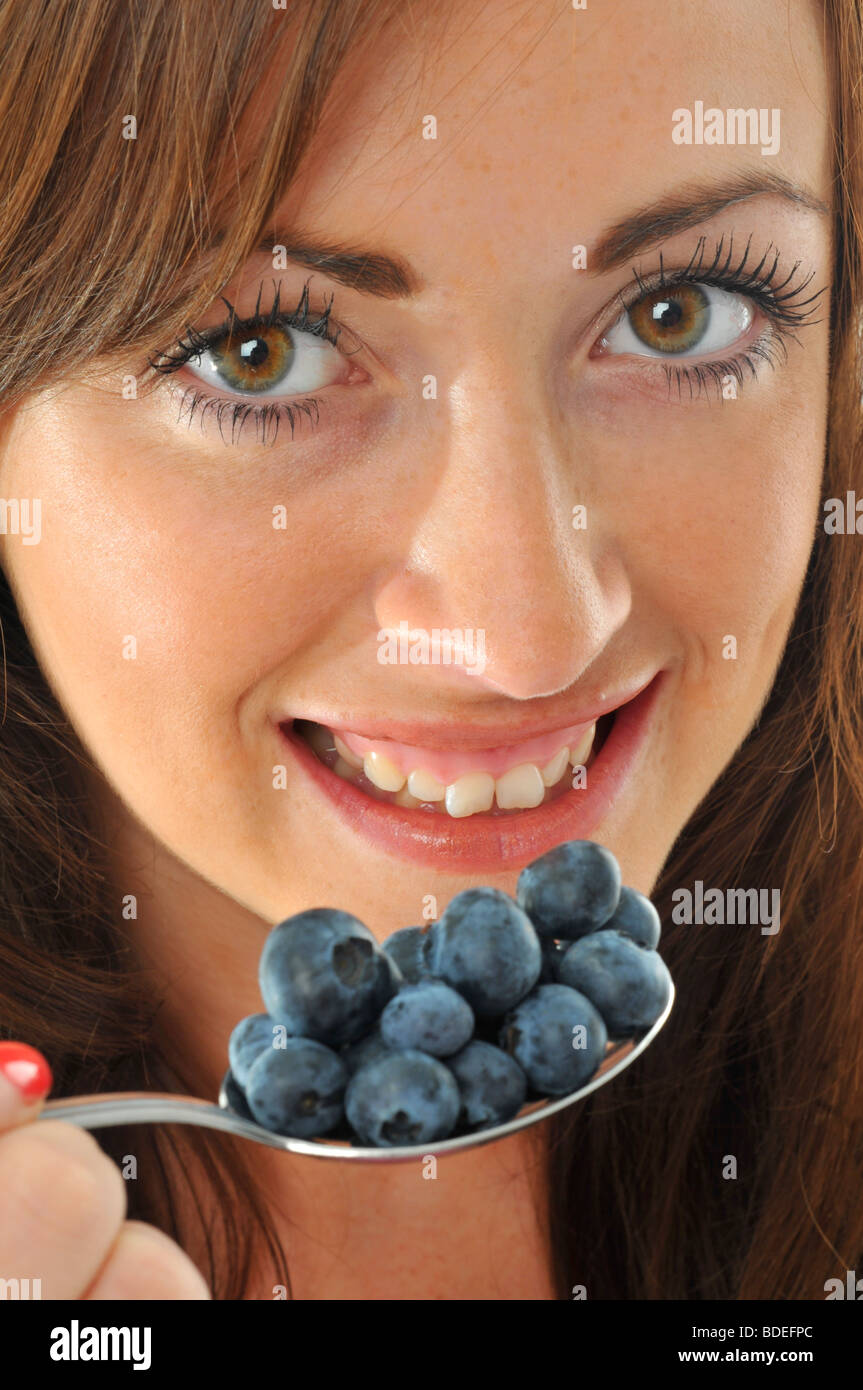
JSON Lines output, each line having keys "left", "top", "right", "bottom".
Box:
{"left": 39, "top": 983, "right": 673, "bottom": 1163}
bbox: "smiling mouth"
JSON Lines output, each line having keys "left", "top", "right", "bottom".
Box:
{"left": 288, "top": 714, "right": 614, "bottom": 819}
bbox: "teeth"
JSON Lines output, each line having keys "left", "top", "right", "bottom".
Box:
{"left": 310, "top": 720, "right": 603, "bottom": 817}
{"left": 495, "top": 762, "right": 546, "bottom": 809}
{"left": 407, "top": 768, "right": 446, "bottom": 802}
{"left": 445, "top": 771, "right": 496, "bottom": 818}
{"left": 569, "top": 723, "right": 596, "bottom": 767}
{"left": 334, "top": 734, "right": 364, "bottom": 770}
{"left": 393, "top": 783, "right": 423, "bottom": 808}
{"left": 540, "top": 745, "right": 570, "bottom": 787}
{"left": 363, "top": 750, "right": 406, "bottom": 792}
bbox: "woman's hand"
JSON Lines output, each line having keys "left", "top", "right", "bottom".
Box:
{"left": 0, "top": 1042, "right": 210, "bottom": 1300}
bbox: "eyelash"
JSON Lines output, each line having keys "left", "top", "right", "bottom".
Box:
{"left": 146, "top": 234, "right": 827, "bottom": 445}
{"left": 146, "top": 278, "right": 347, "bottom": 446}
{"left": 609, "top": 231, "right": 826, "bottom": 401}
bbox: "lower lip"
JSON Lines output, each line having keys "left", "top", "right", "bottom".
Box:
{"left": 276, "top": 673, "right": 665, "bottom": 873}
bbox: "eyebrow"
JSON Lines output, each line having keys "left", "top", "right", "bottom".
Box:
{"left": 252, "top": 232, "right": 424, "bottom": 298}
{"left": 588, "top": 171, "right": 831, "bottom": 273}
{"left": 252, "top": 171, "right": 830, "bottom": 299}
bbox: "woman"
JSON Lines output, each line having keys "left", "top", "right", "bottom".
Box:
{"left": 0, "top": 0, "right": 860, "bottom": 1300}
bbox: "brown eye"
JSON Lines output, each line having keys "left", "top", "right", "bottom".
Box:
{"left": 183, "top": 318, "right": 350, "bottom": 398}
{"left": 210, "top": 324, "right": 296, "bottom": 393}
{"left": 597, "top": 282, "right": 754, "bottom": 362}
{"left": 628, "top": 285, "right": 710, "bottom": 353}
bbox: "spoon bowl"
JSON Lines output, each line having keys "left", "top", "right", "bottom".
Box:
{"left": 40, "top": 981, "right": 673, "bottom": 1161}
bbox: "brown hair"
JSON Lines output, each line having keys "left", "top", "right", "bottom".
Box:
{"left": 549, "top": 0, "right": 863, "bottom": 1297}
{"left": 1, "top": 0, "right": 861, "bottom": 1300}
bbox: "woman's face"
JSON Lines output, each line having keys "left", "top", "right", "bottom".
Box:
{"left": 0, "top": 1, "right": 831, "bottom": 960}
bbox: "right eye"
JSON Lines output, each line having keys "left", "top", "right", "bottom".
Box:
{"left": 184, "top": 318, "right": 352, "bottom": 398}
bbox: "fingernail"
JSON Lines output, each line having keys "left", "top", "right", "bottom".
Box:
{"left": 0, "top": 1042, "right": 53, "bottom": 1101}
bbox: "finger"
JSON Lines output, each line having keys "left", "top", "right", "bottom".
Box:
{"left": 83, "top": 1220, "right": 211, "bottom": 1300}
{"left": 0, "top": 1120, "right": 127, "bottom": 1299}
{"left": 0, "top": 1042, "right": 53, "bottom": 1129}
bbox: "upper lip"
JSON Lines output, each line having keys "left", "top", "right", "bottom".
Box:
{"left": 280, "top": 672, "right": 658, "bottom": 752}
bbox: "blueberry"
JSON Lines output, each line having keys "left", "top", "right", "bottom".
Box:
{"left": 380, "top": 979, "right": 474, "bottom": 1057}
{"left": 245, "top": 1037, "right": 348, "bottom": 1138}
{"left": 516, "top": 839, "right": 621, "bottom": 940}
{"left": 538, "top": 938, "right": 568, "bottom": 983}
{"left": 381, "top": 949, "right": 404, "bottom": 994}
{"left": 446, "top": 1040, "right": 527, "bottom": 1130}
{"left": 228, "top": 1012, "right": 283, "bottom": 1087}
{"left": 602, "top": 885, "right": 661, "bottom": 949}
{"left": 557, "top": 929, "right": 672, "bottom": 1037}
{"left": 345, "top": 1049, "right": 461, "bottom": 1147}
{"left": 381, "top": 925, "right": 433, "bottom": 983}
{"left": 341, "top": 1026, "right": 393, "bottom": 1075}
{"left": 222, "top": 1068, "right": 254, "bottom": 1121}
{"left": 259, "top": 907, "right": 399, "bottom": 1047}
{"left": 499, "top": 983, "right": 607, "bottom": 1095}
{"left": 424, "top": 887, "right": 542, "bottom": 1017}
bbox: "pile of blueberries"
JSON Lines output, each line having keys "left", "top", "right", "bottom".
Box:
{"left": 225, "top": 839, "right": 673, "bottom": 1148}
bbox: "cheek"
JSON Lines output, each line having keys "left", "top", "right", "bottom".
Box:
{"left": 0, "top": 410, "right": 369, "bottom": 783}
{"left": 585, "top": 385, "right": 824, "bottom": 682}
{"left": 650, "top": 457, "right": 815, "bottom": 648}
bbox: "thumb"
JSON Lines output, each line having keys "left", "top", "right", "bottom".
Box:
{"left": 0, "top": 1042, "right": 53, "bottom": 1130}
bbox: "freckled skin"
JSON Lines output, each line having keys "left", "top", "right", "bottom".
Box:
{"left": 0, "top": 0, "right": 832, "bottom": 1299}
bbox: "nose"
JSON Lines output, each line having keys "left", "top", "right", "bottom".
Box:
{"left": 373, "top": 349, "right": 632, "bottom": 701}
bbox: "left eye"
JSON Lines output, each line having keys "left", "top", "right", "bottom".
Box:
{"left": 184, "top": 321, "right": 348, "bottom": 396}
{"left": 598, "top": 283, "right": 754, "bottom": 358}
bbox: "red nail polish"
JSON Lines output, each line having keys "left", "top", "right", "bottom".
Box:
{"left": 0, "top": 1042, "right": 53, "bottom": 1100}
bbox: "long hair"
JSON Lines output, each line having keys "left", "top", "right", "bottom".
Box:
{"left": 1, "top": 0, "right": 861, "bottom": 1299}
{"left": 548, "top": 0, "right": 863, "bottom": 1298}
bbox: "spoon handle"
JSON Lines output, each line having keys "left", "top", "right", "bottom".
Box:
{"left": 41, "top": 1092, "right": 247, "bottom": 1137}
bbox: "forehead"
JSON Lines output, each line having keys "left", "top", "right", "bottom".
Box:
{"left": 252, "top": 0, "right": 830, "bottom": 290}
